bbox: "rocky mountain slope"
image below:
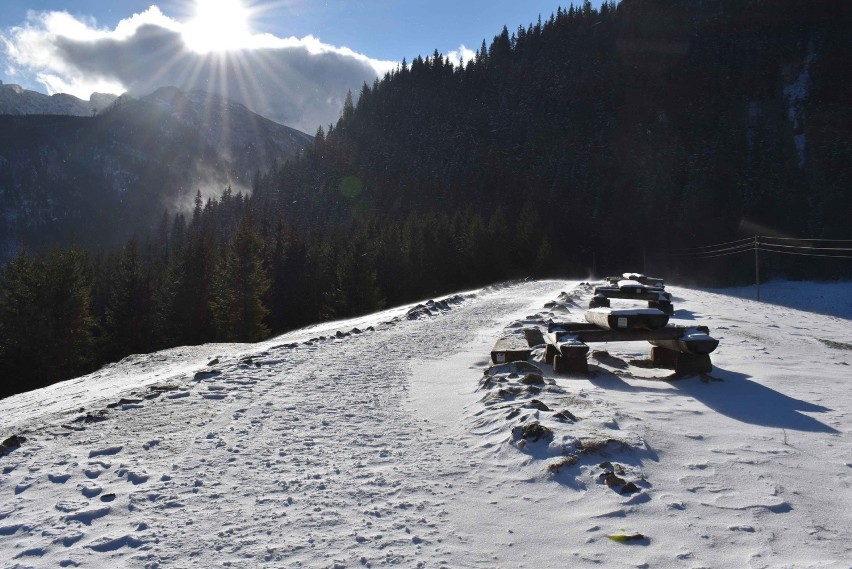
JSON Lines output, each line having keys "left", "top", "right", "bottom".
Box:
{"left": 0, "top": 87, "right": 312, "bottom": 259}
{"left": 0, "top": 81, "right": 117, "bottom": 116}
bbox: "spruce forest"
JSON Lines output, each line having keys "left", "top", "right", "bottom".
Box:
{"left": 1, "top": 0, "right": 850, "bottom": 398}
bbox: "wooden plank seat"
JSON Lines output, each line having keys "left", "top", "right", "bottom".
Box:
{"left": 607, "top": 273, "right": 665, "bottom": 287}
{"left": 598, "top": 280, "right": 667, "bottom": 297}
{"left": 490, "top": 327, "right": 554, "bottom": 365}
{"left": 649, "top": 329, "right": 719, "bottom": 355}
{"left": 548, "top": 321, "right": 713, "bottom": 344}
{"left": 543, "top": 332, "right": 591, "bottom": 374}
{"left": 590, "top": 282, "right": 673, "bottom": 314}
{"left": 490, "top": 336, "right": 532, "bottom": 364}
{"left": 585, "top": 307, "right": 670, "bottom": 331}
{"left": 544, "top": 320, "right": 718, "bottom": 375}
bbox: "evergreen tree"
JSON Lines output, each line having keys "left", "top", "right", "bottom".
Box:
{"left": 209, "top": 211, "right": 271, "bottom": 342}
{"left": 321, "top": 227, "right": 385, "bottom": 320}
{"left": 102, "top": 239, "right": 153, "bottom": 360}
{"left": 0, "top": 248, "right": 95, "bottom": 396}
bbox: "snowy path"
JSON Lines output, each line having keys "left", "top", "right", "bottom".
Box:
{"left": 1, "top": 281, "right": 562, "bottom": 567}
{"left": 1, "top": 279, "right": 850, "bottom": 568}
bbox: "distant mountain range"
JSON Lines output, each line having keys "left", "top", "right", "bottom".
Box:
{"left": 0, "top": 80, "right": 118, "bottom": 116}
{"left": 0, "top": 86, "right": 312, "bottom": 260}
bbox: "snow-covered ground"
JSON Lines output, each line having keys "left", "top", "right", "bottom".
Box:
{"left": 1, "top": 279, "right": 850, "bottom": 568}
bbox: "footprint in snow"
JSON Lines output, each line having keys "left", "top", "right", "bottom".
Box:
{"left": 14, "top": 546, "right": 47, "bottom": 559}
{"left": 116, "top": 468, "right": 149, "bottom": 485}
{"left": 201, "top": 392, "right": 228, "bottom": 400}
{"left": 62, "top": 505, "right": 111, "bottom": 525}
{"left": 79, "top": 483, "right": 102, "bottom": 498}
{"left": 84, "top": 468, "right": 103, "bottom": 479}
{"left": 48, "top": 472, "right": 72, "bottom": 484}
{"left": 166, "top": 391, "right": 190, "bottom": 399}
{"left": 194, "top": 368, "right": 221, "bottom": 380}
{"left": 88, "top": 446, "right": 122, "bottom": 458}
{"left": 85, "top": 534, "right": 144, "bottom": 552}
{"left": 54, "top": 531, "right": 84, "bottom": 547}
{"left": 106, "top": 397, "right": 144, "bottom": 410}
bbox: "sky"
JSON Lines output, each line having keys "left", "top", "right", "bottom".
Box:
{"left": 0, "top": 0, "right": 599, "bottom": 133}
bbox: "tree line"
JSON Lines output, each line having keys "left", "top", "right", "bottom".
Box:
{"left": 0, "top": 187, "right": 560, "bottom": 398}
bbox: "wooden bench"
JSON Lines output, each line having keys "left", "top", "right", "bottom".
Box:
{"left": 606, "top": 273, "right": 665, "bottom": 287}
{"left": 545, "top": 321, "right": 718, "bottom": 375}
{"left": 585, "top": 307, "right": 670, "bottom": 331}
{"left": 591, "top": 281, "right": 673, "bottom": 314}
{"left": 490, "top": 335, "right": 532, "bottom": 365}
{"left": 544, "top": 332, "right": 591, "bottom": 374}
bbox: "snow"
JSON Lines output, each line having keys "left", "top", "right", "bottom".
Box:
{"left": 1, "top": 279, "right": 851, "bottom": 568}
{"left": 586, "top": 307, "right": 666, "bottom": 316}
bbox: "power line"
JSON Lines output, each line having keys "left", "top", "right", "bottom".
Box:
{"left": 691, "top": 247, "right": 754, "bottom": 259}
{"left": 665, "top": 242, "right": 753, "bottom": 258}
{"left": 759, "top": 242, "right": 852, "bottom": 252}
{"left": 757, "top": 247, "right": 852, "bottom": 259}
{"left": 665, "top": 237, "right": 753, "bottom": 253}
{"left": 760, "top": 236, "right": 852, "bottom": 243}
{"left": 654, "top": 234, "right": 851, "bottom": 303}
{"left": 668, "top": 243, "right": 852, "bottom": 259}
{"left": 662, "top": 235, "right": 852, "bottom": 258}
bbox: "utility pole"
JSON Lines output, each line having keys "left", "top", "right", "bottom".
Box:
{"left": 642, "top": 247, "right": 647, "bottom": 275}
{"left": 754, "top": 235, "right": 760, "bottom": 301}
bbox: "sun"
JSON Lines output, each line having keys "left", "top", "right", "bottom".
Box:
{"left": 183, "top": 0, "right": 254, "bottom": 53}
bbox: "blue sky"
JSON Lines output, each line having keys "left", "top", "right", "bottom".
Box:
{"left": 0, "top": 1, "right": 601, "bottom": 132}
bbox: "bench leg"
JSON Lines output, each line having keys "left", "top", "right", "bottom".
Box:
{"left": 674, "top": 353, "right": 712, "bottom": 374}
{"left": 649, "top": 300, "right": 674, "bottom": 314}
{"left": 553, "top": 354, "right": 589, "bottom": 374}
{"left": 545, "top": 344, "right": 560, "bottom": 365}
{"left": 651, "top": 346, "right": 678, "bottom": 368}
{"left": 651, "top": 347, "right": 711, "bottom": 374}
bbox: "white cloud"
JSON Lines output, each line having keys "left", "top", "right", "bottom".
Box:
{"left": 446, "top": 44, "right": 477, "bottom": 66}
{"left": 0, "top": 6, "right": 398, "bottom": 133}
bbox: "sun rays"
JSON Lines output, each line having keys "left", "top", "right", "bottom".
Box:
{"left": 1, "top": 0, "right": 396, "bottom": 133}
{"left": 182, "top": 0, "right": 256, "bottom": 54}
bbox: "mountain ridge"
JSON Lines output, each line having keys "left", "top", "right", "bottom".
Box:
{"left": 0, "top": 86, "right": 312, "bottom": 259}
{"left": 0, "top": 80, "right": 117, "bottom": 116}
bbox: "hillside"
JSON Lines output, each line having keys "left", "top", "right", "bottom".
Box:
{"left": 0, "top": 279, "right": 850, "bottom": 567}
{"left": 253, "top": 0, "right": 852, "bottom": 281}
{"left": 0, "top": 87, "right": 312, "bottom": 260}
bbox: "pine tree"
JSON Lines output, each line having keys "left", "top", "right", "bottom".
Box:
{"left": 209, "top": 211, "right": 271, "bottom": 342}
{"left": 0, "top": 248, "right": 95, "bottom": 397}
{"left": 321, "top": 225, "right": 385, "bottom": 319}
{"left": 340, "top": 89, "right": 356, "bottom": 125}
{"left": 102, "top": 239, "right": 152, "bottom": 360}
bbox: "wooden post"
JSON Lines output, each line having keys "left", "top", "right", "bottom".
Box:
{"left": 754, "top": 235, "right": 760, "bottom": 301}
